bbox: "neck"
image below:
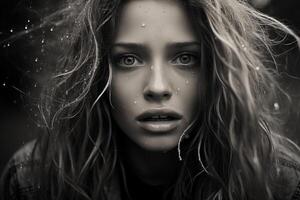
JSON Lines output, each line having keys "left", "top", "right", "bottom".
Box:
{"left": 119, "top": 135, "right": 181, "bottom": 186}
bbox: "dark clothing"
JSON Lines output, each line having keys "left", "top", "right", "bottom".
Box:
{"left": 1, "top": 141, "right": 300, "bottom": 200}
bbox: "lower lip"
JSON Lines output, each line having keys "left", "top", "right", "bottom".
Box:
{"left": 137, "top": 120, "right": 181, "bottom": 133}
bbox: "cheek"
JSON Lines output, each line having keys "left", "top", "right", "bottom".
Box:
{"left": 176, "top": 73, "right": 202, "bottom": 119}
{"left": 110, "top": 71, "right": 142, "bottom": 116}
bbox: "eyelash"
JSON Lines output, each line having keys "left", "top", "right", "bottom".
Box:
{"left": 114, "top": 52, "right": 199, "bottom": 68}
{"left": 115, "top": 54, "right": 144, "bottom": 67}
{"left": 170, "top": 53, "right": 199, "bottom": 66}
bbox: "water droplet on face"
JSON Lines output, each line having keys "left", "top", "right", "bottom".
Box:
{"left": 141, "top": 23, "right": 146, "bottom": 28}
{"left": 273, "top": 102, "right": 280, "bottom": 111}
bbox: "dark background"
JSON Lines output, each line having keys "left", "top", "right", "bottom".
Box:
{"left": 1, "top": 0, "right": 300, "bottom": 174}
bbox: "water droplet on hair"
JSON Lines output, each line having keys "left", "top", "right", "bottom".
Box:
{"left": 50, "top": 27, "right": 54, "bottom": 32}
{"left": 141, "top": 23, "right": 146, "bottom": 28}
{"left": 24, "top": 25, "right": 28, "bottom": 30}
{"left": 2, "top": 82, "right": 6, "bottom": 87}
{"left": 241, "top": 44, "right": 247, "bottom": 50}
{"left": 273, "top": 102, "right": 280, "bottom": 111}
{"left": 34, "top": 58, "right": 38, "bottom": 62}
{"left": 10, "top": 29, "right": 13, "bottom": 33}
{"left": 27, "top": 19, "right": 31, "bottom": 23}
{"left": 41, "top": 39, "right": 45, "bottom": 44}
{"left": 7, "top": 43, "right": 10, "bottom": 47}
{"left": 184, "top": 134, "right": 190, "bottom": 139}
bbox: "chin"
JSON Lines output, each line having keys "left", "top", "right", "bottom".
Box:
{"left": 137, "top": 136, "right": 180, "bottom": 152}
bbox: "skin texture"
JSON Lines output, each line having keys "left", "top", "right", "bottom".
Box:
{"left": 109, "top": 0, "right": 202, "bottom": 185}
{"left": 110, "top": 0, "right": 201, "bottom": 151}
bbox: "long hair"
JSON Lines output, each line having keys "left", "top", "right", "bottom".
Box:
{"left": 18, "top": 0, "right": 300, "bottom": 199}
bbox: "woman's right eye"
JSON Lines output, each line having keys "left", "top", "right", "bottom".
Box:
{"left": 115, "top": 55, "right": 144, "bottom": 67}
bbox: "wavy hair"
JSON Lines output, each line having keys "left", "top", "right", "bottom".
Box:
{"left": 19, "top": 0, "right": 300, "bottom": 199}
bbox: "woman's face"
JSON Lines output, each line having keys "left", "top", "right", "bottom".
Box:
{"left": 110, "top": 0, "right": 202, "bottom": 151}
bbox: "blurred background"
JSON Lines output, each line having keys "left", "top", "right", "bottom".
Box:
{"left": 1, "top": 0, "right": 300, "bottom": 174}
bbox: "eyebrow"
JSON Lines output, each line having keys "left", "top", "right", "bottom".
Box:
{"left": 111, "top": 42, "right": 201, "bottom": 51}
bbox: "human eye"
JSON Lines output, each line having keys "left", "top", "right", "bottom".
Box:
{"left": 115, "top": 54, "right": 144, "bottom": 68}
{"left": 170, "top": 52, "right": 199, "bottom": 67}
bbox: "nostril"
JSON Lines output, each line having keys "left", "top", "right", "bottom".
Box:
{"left": 144, "top": 90, "right": 172, "bottom": 101}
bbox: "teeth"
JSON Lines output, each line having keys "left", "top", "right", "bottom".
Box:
{"left": 151, "top": 115, "right": 168, "bottom": 119}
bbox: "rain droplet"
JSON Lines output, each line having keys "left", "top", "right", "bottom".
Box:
{"left": 7, "top": 43, "right": 10, "bottom": 47}
{"left": 255, "top": 67, "right": 260, "bottom": 71}
{"left": 10, "top": 29, "right": 13, "bottom": 33}
{"left": 141, "top": 23, "right": 146, "bottom": 28}
{"left": 27, "top": 19, "right": 31, "bottom": 23}
{"left": 25, "top": 25, "right": 28, "bottom": 30}
{"left": 41, "top": 39, "right": 45, "bottom": 44}
{"left": 273, "top": 102, "right": 280, "bottom": 111}
{"left": 34, "top": 58, "right": 38, "bottom": 62}
{"left": 34, "top": 83, "right": 37, "bottom": 88}
{"left": 50, "top": 27, "right": 54, "bottom": 32}
{"left": 241, "top": 44, "right": 247, "bottom": 50}
{"left": 2, "top": 82, "right": 6, "bottom": 87}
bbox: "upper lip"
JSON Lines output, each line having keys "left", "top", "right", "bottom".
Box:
{"left": 136, "top": 109, "right": 182, "bottom": 121}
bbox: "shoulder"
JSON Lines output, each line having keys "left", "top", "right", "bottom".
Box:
{"left": 271, "top": 152, "right": 300, "bottom": 200}
{"left": 0, "top": 140, "right": 40, "bottom": 200}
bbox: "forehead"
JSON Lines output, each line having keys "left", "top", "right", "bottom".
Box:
{"left": 114, "top": 0, "right": 197, "bottom": 43}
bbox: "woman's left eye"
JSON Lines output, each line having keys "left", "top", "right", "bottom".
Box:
{"left": 171, "top": 53, "right": 199, "bottom": 66}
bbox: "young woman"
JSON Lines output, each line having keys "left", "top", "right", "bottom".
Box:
{"left": 1, "top": 0, "right": 300, "bottom": 199}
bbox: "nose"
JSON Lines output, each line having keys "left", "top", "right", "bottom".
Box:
{"left": 143, "top": 65, "right": 172, "bottom": 102}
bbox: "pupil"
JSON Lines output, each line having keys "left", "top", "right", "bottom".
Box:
{"left": 124, "top": 56, "right": 134, "bottom": 65}
{"left": 180, "top": 55, "right": 190, "bottom": 64}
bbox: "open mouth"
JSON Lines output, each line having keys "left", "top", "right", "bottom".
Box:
{"left": 136, "top": 109, "right": 182, "bottom": 132}
{"left": 139, "top": 115, "right": 180, "bottom": 122}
